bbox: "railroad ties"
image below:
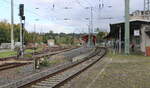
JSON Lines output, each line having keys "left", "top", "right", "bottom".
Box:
{"left": 31, "top": 59, "right": 89, "bottom": 88}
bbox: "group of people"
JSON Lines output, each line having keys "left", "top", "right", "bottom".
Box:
{"left": 112, "top": 40, "right": 135, "bottom": 53}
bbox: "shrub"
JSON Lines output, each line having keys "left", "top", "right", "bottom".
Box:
{"left": 40, "top": 59, "right": 50, "bottom": 67}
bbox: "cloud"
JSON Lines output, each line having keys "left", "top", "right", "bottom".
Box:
{"left": 0, "top": 0, "right": 144, "bottom": 33}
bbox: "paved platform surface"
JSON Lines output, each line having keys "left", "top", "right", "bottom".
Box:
{"left": 62, "top": 54, "right": 150, "bottom": 88}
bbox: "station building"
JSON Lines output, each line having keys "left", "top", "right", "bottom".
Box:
{"left": 106, "top": 11, "right": 150, "bottom": 53}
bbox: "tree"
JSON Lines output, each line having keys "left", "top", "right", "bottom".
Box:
{"left": 96, "top": 28, "right": 108, "bottom": 43}
{"left": 0, "top": 20, "right": 32, "bottom": 45}
{"left": 0, "top": 20, "right": 82, "bottom": 46}
{"left": 0, "top": 20, "right": 11, "bottom": 44}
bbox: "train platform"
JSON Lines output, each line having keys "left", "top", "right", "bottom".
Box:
{"left": 62, "top": 53, "right": 150, "bottom": 88}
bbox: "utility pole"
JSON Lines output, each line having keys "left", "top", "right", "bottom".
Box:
{"left": 33, "top": 23, "right": 36, "bottom": 55}
{"left": 125, "top": 0, "right": 130, "bottom": 54}
{"left": 88, "top": 24, "right": 91, "bottom": 47}
{"left": 87, "top": 7, "right": 94, "bottom": 48}
{"left": 85, "top": 6, "right": 96, "bottom": 48}
{"left": 90, "top": 7, "right": 94, "bottom": 48}
{"left": 11, "top": 0, "right": 15, "bottom": 50}
{"left": 90, "top": 7, "right": 93, "bottom": 37}
{"left": 85, "top": 18, "right": 91, "bottom": 47}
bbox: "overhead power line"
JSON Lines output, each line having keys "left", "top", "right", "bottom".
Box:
{"left": 75, "top": 0, "right": 86, "bottom": 8}
{"left": 82, "top": 0, "right": 93, "bottom": 7}
{"left": 1, "top": 0, "right": 51, "bottom": 22}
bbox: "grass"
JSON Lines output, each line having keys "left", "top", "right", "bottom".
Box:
{"left": 107, "top": 51, "right": 150, "bottom": 60}
{"left": 90, "top": 52, "right": 150, "bottom": 88}
{"left": 68, "top": 51, "right": 150, "bottom": 88}
{"left": 0, "top": 51, "right": 17, "bottom": 58}
{"left": 35, "top": 47, "right": 43, "bottom": 52}
{"left": 40, "top": 59, "right": 51, "bottom": 67}
{"left": 24, "top": 49, "right": 33, "bottom": 53}
{"left": 0, "top": 47, "right": 44, "bottom": 58}
{"left": 24, "top": 47, "right": 43, "bottom": 53}
{"left": 40, "top": 58, "right": 67, "bottom": 67}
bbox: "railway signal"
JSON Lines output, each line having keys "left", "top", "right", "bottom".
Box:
{"left": 19, "top": 4, "right": 25, "bottom": 57}
{"left": 19, "top": 4, "right": 24, "bottom": 17}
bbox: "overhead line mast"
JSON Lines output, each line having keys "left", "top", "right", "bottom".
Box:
{"left": 124, "top": 0, "right": 130, "bottom": 54}
{"left": 11, "top": 0, "right": 15, "bottom": 50}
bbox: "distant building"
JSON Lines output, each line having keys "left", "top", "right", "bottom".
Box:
{"left": 82, "top": 35, "right": 96, "bottom": 46}
{"left": 47, "top": 39, "right": 55, "bottom": 47}
{"left": 0, "top": 43, "right": 11, "bottom": 49}
{"left": 0, "top": 42, "right": 23, "bottom": 49}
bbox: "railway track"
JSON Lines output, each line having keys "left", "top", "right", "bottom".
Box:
{"left": 21, "top": 47, "right": 106, "bottom": 88}
{"left": 0, "top": 47, "right": 78, "bottom": 61}
{"left": 0, "top": 47, "right": 78, "bottom": 71}
{"left": 0, "top": 63, "right": 31, "bottom": 71}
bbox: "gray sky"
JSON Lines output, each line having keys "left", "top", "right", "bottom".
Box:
{"left": 0, "top": 0, "right": 144, "bottom": 33}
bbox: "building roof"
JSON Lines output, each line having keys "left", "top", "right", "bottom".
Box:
{"left": 105, "top": 19, "right": 150, "bottom": 40}
{"left": 111, "top": 19, "right": 150, "bottom": 25}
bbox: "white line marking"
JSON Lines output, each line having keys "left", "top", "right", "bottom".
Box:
{"left": 86, "top": 58, "right": 112, "bottom": 88}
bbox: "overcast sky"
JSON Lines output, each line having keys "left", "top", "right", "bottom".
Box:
{"left": 0, "top": 0, "right": 144, "bottom": 33}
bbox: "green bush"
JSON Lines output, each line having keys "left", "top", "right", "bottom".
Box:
{"left": 40, "top": 59, "right": 50, "bottom": 67}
